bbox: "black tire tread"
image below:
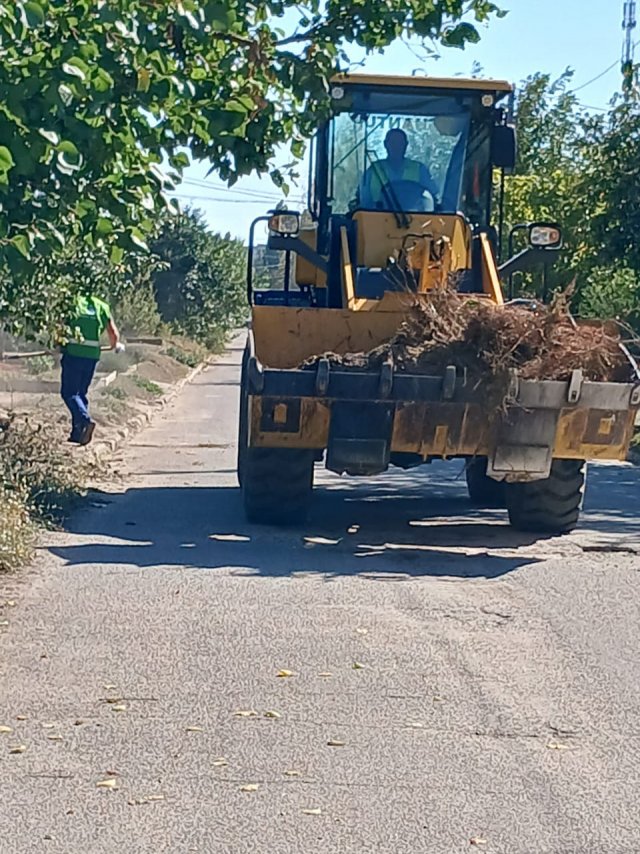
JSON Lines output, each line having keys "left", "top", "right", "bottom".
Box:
{"left": 506, "top": 459, "right": 586, "bottom": 534}
{"left": 465, "top": 457, "right": 505, "bottom": 508}
{"left": 243, "top": 447, "right": 314, "bottom": 525}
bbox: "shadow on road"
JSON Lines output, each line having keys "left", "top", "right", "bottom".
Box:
{"left": 49, "top": 462, "right": 639, "bottom": 581}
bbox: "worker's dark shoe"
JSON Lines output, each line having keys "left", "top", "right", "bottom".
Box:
{"left": 68, "top": 429, "right": 82, "bottom": 444}
{"left": 79, "top": 420, "right": 96, "bottom": 446}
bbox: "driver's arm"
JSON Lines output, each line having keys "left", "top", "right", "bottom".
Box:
{"left": 419, "top": 164, "right": 440, "bottom": 205}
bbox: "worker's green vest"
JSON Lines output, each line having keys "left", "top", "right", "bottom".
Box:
{"left": 369, "top": 159, "right": 423, "bottom": 205}
{"left": 65, "top": 295, "right": 111, "bottom": 361}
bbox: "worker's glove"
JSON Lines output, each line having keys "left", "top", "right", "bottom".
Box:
{"left": 114, "top": 342, "right": 126, "bottom": 354}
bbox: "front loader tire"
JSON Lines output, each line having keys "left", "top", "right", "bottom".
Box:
{"left": 236, "top": 348, "right": 249, "bottom": 488}
{"left": 505, "top": 459, "right": 586, "bottom": 534}
{"left": 243, "top": 447, "right": 314, "bottom": 525}
{"left": 465, "top": 457, "right": 505, "bottom": 508}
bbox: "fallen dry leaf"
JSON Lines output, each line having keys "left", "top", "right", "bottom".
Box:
{"left": 0, "top": 725, "right": 12, "bottom": 734}
{"left": 111, "top": 704, "right": 127, "bottom": 712}
{"left": 96, "top": 779, "right": 118, "bottom": 789}
{"left": 547, "top": 741, "right": 575, "bottom": 751}
{"left": 240, "top": 783, "right": 259, "bottom": 792}
{"left": 327, "top": 739, "right": 345, "bottom": 747}
{"left": 318, "top": 672, "right": 333, "bottom": 678}
{"left": 347, "top": 526, "right": 360, "bottom": 534}
{"left": 209, "top": 534, "right": 251, "bottom": 542}
{"left": 212, "top": 758, "right": 228, "bottom": 767}
{"left": 233, "top": 709, "right": 258, "bottom": 718}
{"left": 9, "top": 744, "right": 26, "bottom": 754}
{"left": 263, "top": 710, "right": 281, "bottom": 719}
{"left": 355, "top": 627, "right": 368, "bottom": 635}
{"left": 146, "top": 794, "right": 165, "bottom": 801}
{"left": 41, "top": 723, "right": 55, "bottom": 730}
{"left": 276, "top": 669, "right": 295, "bottom": 678}
{"left": 15, "top": 715, "right": 27, "bottom": 721}
{"left": 302, "top": 808, "right": 322, "bottom": 815}
{"left": 47, "top": 735, "right": 63, "bottom": 742}
{"left": 185, "top": 726, "right": 203, "bottom": 732}
{"left": 103, "top": 684, "right": 118, "bottom": 690}
{"left": 352, "top": 661, "right": 365, "bottom": 670}
{"left": 470, "top": 838, "right": 488, "bottom": 846}
{"left": 432, "top": 696, "right": 446, "bottom": 703}
{"left": 284, "top": 770, "right": 301, "bottom": 777}
{"left": 0, "top": 620, "right": 9, "bottom": 627}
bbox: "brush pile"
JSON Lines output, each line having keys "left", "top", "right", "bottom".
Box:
{"left": 303, "top": 288, "right": 634, "bottom": 385}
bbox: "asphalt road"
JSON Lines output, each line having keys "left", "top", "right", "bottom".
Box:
{"left": 1, "top": 338, "right": 640, "bottom": 854}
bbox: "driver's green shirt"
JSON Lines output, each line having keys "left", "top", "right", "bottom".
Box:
{"left": 360, "top": 158, "right": 439, "bottom": 210}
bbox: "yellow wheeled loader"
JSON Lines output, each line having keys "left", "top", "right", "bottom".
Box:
{"left": 237, "top": 73, "right": 640, "bottom": 532}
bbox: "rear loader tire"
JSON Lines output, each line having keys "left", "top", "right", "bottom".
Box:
{"left": 465, "top": 457, "right": 505, "bottom": 508}
{"left": 243, "top": 447, "right": 314, "bottom": 525}
{"left": 505, "top": 459, "right": 586, "bottom": 534}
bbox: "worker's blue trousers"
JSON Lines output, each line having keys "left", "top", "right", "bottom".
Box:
{"left": 60, "top": 353, "right": 98, "bottom": 437}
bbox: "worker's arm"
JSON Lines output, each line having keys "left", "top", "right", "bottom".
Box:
{"left": 106, "top": 318, "right": 120, "bottom": 350}
{"left": 419, "top": 164, "right": 440, "bottom": 205}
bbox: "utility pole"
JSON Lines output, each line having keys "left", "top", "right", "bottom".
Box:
{"left": 622, "top": 0, "right": 637, "bottom": 94}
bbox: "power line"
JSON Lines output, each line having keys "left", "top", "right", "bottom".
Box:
{"left": 576, "top": 101, "right": 609, "bottom": 113}
{"left": 569, "top": 59, "right": 620, "bottom": 94}
{"left": 172, "top": 192, "right": 305, "bottom": 205}
{"left": 180, "top": 177, "right": 286, "bottom": 201}
{"left": 172, "top": 194, "right": 280, "bottom": 204}
{"left": 568, "top": 39, "right": 640, "bottom": 95}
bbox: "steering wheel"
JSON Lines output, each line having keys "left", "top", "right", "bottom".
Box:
{"left": 379, "top": 179, "right": 436, "bottom": 213}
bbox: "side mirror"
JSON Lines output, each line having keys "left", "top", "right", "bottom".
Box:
{"left": 268, "top": 211, "right": 300, "bottom": 237}
{"left": 492, "top": 124, "right": 516, "bottom": 173}
{"left": 529, "top": 222, "right": 563, "bottom": 249}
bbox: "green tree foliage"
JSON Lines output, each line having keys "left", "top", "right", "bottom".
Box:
{"left": 577, "top": 99, "right": 640, "bottom": 273}
{"left": 502, "top": 72, "right": 582, "bottom": 274}
{"left": 151, "top": 209, "right": 247, "bottom": 349}
{"left": 503, "top": 72, "right": 640, "bottom": 328}
{"left": 0, "top": 0, "right": 502, "bottom": 273}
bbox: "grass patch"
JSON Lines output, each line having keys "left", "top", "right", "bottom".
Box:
{"left": 132, "top": 375, "right": 163, "bottom": 396}
{"left": 163, "top": 345, "right": 200, "bottom": 368}
{"left": 0, "top": 485, "right": 34, "bottom": 572}
{"left": 104, "top": 385, "right": 127, "bottom": 400}
{"left": 26, "top": 354, "right": 55, "bottom": 376}
{"left": 0, "top": 415, "right": 87, "bottom": 572}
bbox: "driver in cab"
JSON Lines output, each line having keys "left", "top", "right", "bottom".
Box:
{"left": 359, "top": 128, "right": 440, "bottom": 212}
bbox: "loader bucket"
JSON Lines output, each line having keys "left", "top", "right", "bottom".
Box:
{"left": 251, "top": 302, "right": 413, "bottom": 369}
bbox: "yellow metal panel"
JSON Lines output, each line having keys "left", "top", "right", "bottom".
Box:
{"left": 340, "top": 225, "right": 368, "bottom": 310}
{"left": 479, "top": 233, "right": 504, "bottom": 305}
{"left": 554, "top": 408, "right": 636, "bottom": 461}
{"left": 332, "top": 73, "right": 513, "bottom": 94}
{"left": 250, "top": 397, "right": 330, "bottom": 449}
{"left": 352, "top": 211, "right": 471, "bottom": 271}
{"left": 252, "top": 305, "right": 410, "bottom": 367}
{"left": 295, "top": 225, "right": 327, "bottom": 288}
{"left": 390, "top": 402, "right": 491, "bottom": 457}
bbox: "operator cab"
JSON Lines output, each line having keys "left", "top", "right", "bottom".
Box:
{"left": 248, "top": 74, "right": 516, "bottom": 308}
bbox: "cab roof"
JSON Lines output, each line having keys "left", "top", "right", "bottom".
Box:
{"left": 332, "top": 73, "right": 513, "bottom": 95}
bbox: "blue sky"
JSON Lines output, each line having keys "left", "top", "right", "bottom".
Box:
{"left": 174, "top": 0, "right": 629, "bottom": 240}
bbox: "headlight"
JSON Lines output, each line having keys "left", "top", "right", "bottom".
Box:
{"left": 529, "top": 223, "right": 563, "bottom": 249}
{"left": 268, "top": 212, "right": 300, "bottom": 236}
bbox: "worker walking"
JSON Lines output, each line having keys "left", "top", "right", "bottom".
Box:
{"left": 61, "top": 293, "right": 123, "bottom": 446}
